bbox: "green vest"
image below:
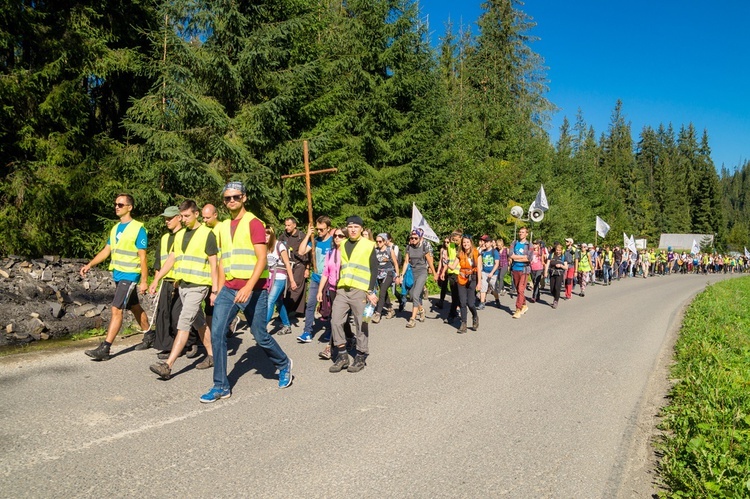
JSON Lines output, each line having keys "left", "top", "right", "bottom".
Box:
{"left": 108, "top": 220, "right": 144, "bottom": 274}
{"left": 219, "top": 212, "right": 269, "bottom": 281}
{"left": 174, "top": 225, "right": 212, "bottom": 286}
{"left": 338, "top": 238, "right": 376, "bottom": 291}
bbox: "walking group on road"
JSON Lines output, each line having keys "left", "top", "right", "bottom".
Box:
{"left": 81, "top": 187, "right": 749, "bottom": 403}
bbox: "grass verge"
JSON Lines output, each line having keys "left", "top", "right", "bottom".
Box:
{"left": 658, "top": 276, "right": 750, "bottom": 497}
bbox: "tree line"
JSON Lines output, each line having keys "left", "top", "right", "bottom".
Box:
{"left": 0, "top": 0, "right": 740, "bottom": 258}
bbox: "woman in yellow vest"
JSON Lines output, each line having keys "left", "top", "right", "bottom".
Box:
{"left": 576, "top": 243, "right": 593, "bottom": 297}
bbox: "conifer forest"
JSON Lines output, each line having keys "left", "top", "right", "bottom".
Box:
{"left": 1, "top": 0, "right": 747, "bottom": 257}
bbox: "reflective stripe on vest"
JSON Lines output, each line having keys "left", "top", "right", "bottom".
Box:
{"left": 108, "top": 220, "right": 144, "bottom": 273}
{"left": 218, "top": 212, "right": 269, "bottom": 281}
{"left": 173, "top": 226, "right": 212, "bottom": 285}
{"left": 160, "top": 232, "right": 177, "bottom": 280}
{"left": 338, "top": 238, "right": 375, "bottom": 291}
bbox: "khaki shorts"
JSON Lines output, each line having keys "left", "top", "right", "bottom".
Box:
{"left": 480, "top": 272, "right": 497, "bottom": 293}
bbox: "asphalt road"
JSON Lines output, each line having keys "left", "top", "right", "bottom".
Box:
{"left": 0, "top": 272, "right": 738, "bottom": 498}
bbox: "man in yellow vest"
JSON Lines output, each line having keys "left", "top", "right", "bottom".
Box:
{"left": 329, "top": 216, "right": 379, "bottom": 373}
{"left": 148, "top": 199, "right": 218, "bottom": 380}
{"left": 81, "top": 193, "right": 150, "bottom": 361}
{"left": 200, "top": 182, "right": 293, "bottom": 403}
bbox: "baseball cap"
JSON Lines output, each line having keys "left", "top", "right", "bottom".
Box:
{"left": 160, "top": 206, "right": 180, "bottom": 217}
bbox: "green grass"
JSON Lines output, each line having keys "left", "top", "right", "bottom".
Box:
{"left": 658, "top": 276, "right": 750, "bottom": 497}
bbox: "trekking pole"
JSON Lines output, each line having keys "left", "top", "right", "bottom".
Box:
{"left": 145, "top": 280, "right": 163, "bottom": 332}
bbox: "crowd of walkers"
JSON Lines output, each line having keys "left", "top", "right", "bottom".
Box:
{"left": 80, "top": 186, "right": 749, "bottom": 403}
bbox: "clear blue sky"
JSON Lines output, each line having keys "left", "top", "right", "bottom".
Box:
{"left": 423, "top": 1, "right": 750, "bottom": 171}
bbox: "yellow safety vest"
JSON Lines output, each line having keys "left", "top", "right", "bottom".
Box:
{"left": 447, "top": 243, "right": 459, "bottom": 275}
{"left": 338, "top": 238, "right": 376, "bottom": 291}
{"left": 219, "top": 212, "right": 269, "bottom": 281}
{"left": 578, "top": 251, "right": 592, "bottom": 272}
{"left": 108, "top": 220, "right": 144, "bottom": 274}
{"left": 160, "top": 232, "right": 177, "bottom": 280}
{"left": 173, "top": 226, "right": 213, "bottom": 286}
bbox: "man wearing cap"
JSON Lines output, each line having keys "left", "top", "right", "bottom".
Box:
{"left": 148, "top": 199, "right": 218, "bottom": 379}
{"left": 200, "top": 182, "right": 293, "bottom": 402}
{"left": 478, "top": 235, "right": 500, "bottom": 309}
{"left": 82, "top": 193, "right": 150, "bottom": 361}
{"left": 329, "top": 216, "right": 379, "bottom": 373}
{"left": 134, "top": 206, "right": 183, "bottom": 352}
{"left": 563, "top": 238, "right": 576, "bottom": 300}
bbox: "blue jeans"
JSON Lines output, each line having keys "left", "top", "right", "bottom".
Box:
{"left": 303, "top": 279, "right": 329, "bottom": 335}
{"left": 266, "top": 278, "right": 290, "bottom": 326}
{"left": 602, "top": 263, "right": 611, "bottom": 284}
{"left": 210, "top": 287, "right": 289, "bottom": 391}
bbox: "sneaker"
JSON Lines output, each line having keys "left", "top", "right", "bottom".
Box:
{"left": 512, "top": 310, "right": 522, "bottom": 319}
{"left": 329, "top": 351, "right": 350, "bottom": 373}
{"left": 278, "top": 326, "right": 292, "bottom": 335}
{"left": 199, "top": 387, "right": 231, "bottom": 404}
{"left": 457, "top": 322, "right": 468, "bottom": 334}
{"left": 371, "top": 312, "right": 381, "bottom": 324}
{"left": 319, "top": 345, "right": 332, "bottom": 360}
{"left": 580, "top": 292, "right": 585, "bottom": 297}
{"left": 85, "top": 342, "right": 111, "bottom": 361}
{"left": 134, "top": 330, "right": 155, "bottom": 351}
{"left": 476, "top": 302, "right": 486, "bottom": 310}
{"left": 347, "top": 354, "right": 366, "bottom": 373}
{"left": 185, "top": 344, "right": 200, "bottom": 359}
{"left": 385, "top": 308, "right": 396, "bottom": 319}
{"left": 405, "top": 319, "right": 416, "bottom": 328}
{"left": 278, "top": 359, "right": 293, "bottom": 388}
{"left": 196, "top": 355, "right": 213, "bottom": 370}
{"left": 297, "top": 331, "right": 313, "bottom": 343}
{"left": 520, "top": 305, "right": 529, "bottom": 315}
{"left": 149, "top": 361, "right": 171, "bottom": 380}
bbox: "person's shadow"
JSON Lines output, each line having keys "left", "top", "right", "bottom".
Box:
{"left": 228, "top": 343, "right": 279, "bottom": 387}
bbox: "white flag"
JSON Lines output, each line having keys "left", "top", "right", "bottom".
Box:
{"left": 529, "top": 184, "right": 549, "bottom": 212}
{"left": 411, "top": 204, "right": 439, "bottom": 243}
{"left": 595, "top": 216, "right": 610, "bottom": 238}
{"left": 691, "top": 239, "right": 700, "bottom": 255}
{"left": 623, "top": 232, "right": 629, "bottom": 248}
{"left": 628, "top": 234, "right": 637, "bottom": 253}
{"left": 744, "top": 247, "right": 750, "bottom": 259}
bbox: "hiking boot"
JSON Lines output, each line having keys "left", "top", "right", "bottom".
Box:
{"left": 512, "top": 309, "right": 522, "bottom": 319}
{"left": 472, "top": 316, "right": 479, "bottom": 331}
{"left": 278, "top": 359, "right": 293, "bottom": 388}
{"left": 196, "top": 355, "right": 213, "bottom": 370}
{"left": 199, "top": 387, "right": 231, "bottom": 404}
{"left": 405, "top": 319, "right": 416, "bottom": 328}
{"left": 134, "top": 330, "right": 155, "bottom": 351}
{"left": 521, "top": 305, "right": 529, "bottom": 315}
{"left": 347, "top": 354, "right": 366, "bottom": 373}
{"left": 297, "top": 331, "right": 313, "bottom": 343}
{"left": 278, "top": 326, "right": 292, "bottom": 335}
{"left": 385, "top": 308, "right": 396, "bottom": 319}
{"left": 149, "top": 361, "right": 171, "bottom": 380}
{"left": 329, "top": 351, "right": 350, "bottom": 373}
{"left": 371, "top": 312, "right": 381, "bottom": 324}
{"left": 319, "top": 345, "right": 332, "bottom": 360}
{"left": 85, "top": 342, "right": 111, "bottom": 361}
{"left": 457, "top": 322, "right": 468, "bottom": 334}
{"left": 185, "top": 344, "right": 200, "bottom": 359}
{"left": 417, "top": 308, "right": 426, "bottom": 322}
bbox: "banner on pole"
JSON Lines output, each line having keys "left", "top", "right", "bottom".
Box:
{"left": 691, "top": 239, "right": 700, "bottom": 255}
{"left": 529, "top": 184, "right": 549, "bottom": 212}
{"left": 412, "top": 204, "right": 439, "bottom": 243}
{"left": 595, "top": 216, "right": 611, "bottom": 238}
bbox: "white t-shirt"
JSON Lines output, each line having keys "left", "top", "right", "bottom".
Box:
{"left": 268, "top": 241, "right": 288, "bottom": 280}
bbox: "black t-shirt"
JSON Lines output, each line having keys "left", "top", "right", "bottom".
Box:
{"left": 181, "top": 226, "right": 218, "bottom": 256}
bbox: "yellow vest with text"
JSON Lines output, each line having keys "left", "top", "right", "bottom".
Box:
{"left": 108, "top": 220, "right": 144, "bottom": 274}
{"left": 173, "top": 226, "right": 213, "bottom": 286}
{"left": 219, "top": 212, "right": 269, "bottom": 281}
{"left": 160, "top": 232, "right": 177, "bottom": 280}
{"left": 338, "top": 238, "right": 376, "bottom": 291}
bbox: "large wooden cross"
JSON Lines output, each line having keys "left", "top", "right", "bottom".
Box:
{"left": 281, "top": 140, "right": 337, "bottom": 272}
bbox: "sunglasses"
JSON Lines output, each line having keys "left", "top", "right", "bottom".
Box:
{"left": 376, "top": 239, "right": 384, "bottom": 243}
{"left": 333, "top": 234, "right": 345, "bottom": 239}
{"left": 223, "top": 194, "right": 243, "bottom": 203}
{"left": 409, "top": 236, "right": 419, "bottom": 240}
{"left": 114, "top": 203, "right": 130, "bottom": 208}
